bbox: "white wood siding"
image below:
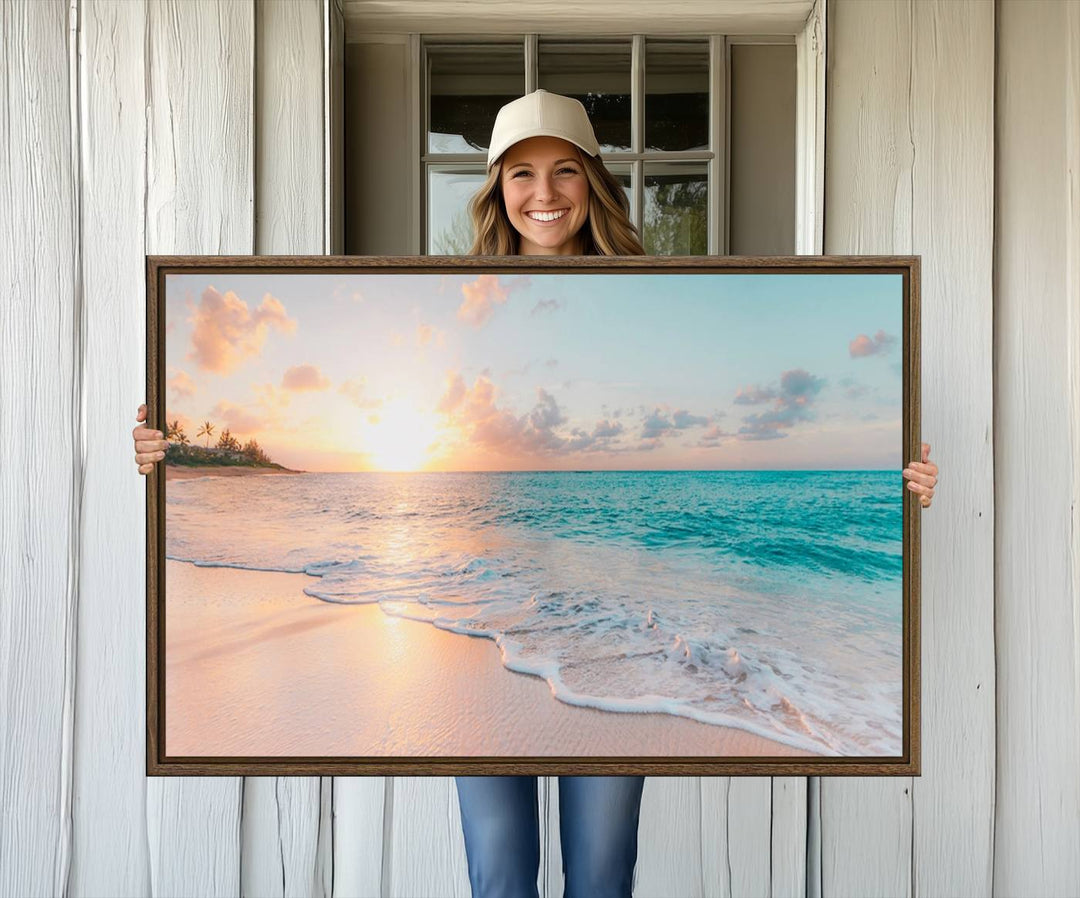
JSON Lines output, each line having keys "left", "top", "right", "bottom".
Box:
{"left": 994, "top": 0, "right": 1080, "bottom": 891}
{"left": 71, "top": 1, "right": 151, "bottom": 894}
{"left": 1, "top": 1, "right": 1077, "bottom": 896}
{"left": 824, "top": 1, "right": 996, "bottom": 895}
{"left": 0, "top": 1, "right": 79, "bottom": 895}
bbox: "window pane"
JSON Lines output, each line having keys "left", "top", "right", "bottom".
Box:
{"left": 643, "top": 163, "right": 707, "bottom": 255}
{"left": 645, "top": 40, "right": 709, "bottom": 152}
{"left": 428, "top": 167, "right": 487, "bottom": 254}
{"left": 538, "top": 40, "right": 632, "bottom": 153}
{"left": 428, "top": 44, "right": 524, "bottom": 154}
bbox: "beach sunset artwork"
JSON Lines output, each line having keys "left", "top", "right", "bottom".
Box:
{"left": 159, "top": 267, "right": 909, "bottom": 763}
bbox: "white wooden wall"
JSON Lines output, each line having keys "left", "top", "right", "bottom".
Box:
{"left": 824, "top": 1, "right": 995, "bottom": 894}
{"left": 994, "top": 0, "right": 1080, "bottom": 891}
{"left": 1, "top": 1, "right": 1077, "bottom": 896}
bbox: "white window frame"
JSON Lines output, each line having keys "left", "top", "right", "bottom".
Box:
{"left": 401, "top": 0, "right": 825, "bottom": 256}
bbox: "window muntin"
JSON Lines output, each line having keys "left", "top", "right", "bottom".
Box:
{"left": 422, "top": 36, "right": 727, "bottom": 255}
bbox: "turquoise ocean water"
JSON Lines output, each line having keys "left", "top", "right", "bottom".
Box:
{"left": 166, "top": 470, "right": 904, "bottom": 756}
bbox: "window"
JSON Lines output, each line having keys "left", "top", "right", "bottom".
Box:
{"left": 423, "top": 35, "right": 791, "bottom": 256}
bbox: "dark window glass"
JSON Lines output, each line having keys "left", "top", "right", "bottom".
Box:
{"left": 645, "top": 40, "right": 709, "bottom": 152}
{"left": 538, "top": 41, "right": 632, "bottom": 153}
{"left": 428, "top": 44, "right": 525, "bottom": 153}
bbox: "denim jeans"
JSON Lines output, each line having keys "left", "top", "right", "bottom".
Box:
{"left": 454, "top": 775, "right": 646, "bottom": 898}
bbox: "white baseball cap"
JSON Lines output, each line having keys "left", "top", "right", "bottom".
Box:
{"left": 486, "top": 89, "right": 601, "bottom": 169}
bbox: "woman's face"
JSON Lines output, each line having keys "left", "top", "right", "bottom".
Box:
{"left": 499, "top": 136, "right": 590, "bottom": 255}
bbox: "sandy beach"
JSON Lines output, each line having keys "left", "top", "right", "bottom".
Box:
{"left": 165, "top": 464, "right": 304, "bottom": 482}
{"left": 164, "top": 559, "right": 819, "bottom": 758}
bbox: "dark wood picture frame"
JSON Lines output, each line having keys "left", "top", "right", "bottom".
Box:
{"left": 146, "top": 254, "right": 920, "bottom": 777}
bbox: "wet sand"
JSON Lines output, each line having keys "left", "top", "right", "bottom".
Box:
{"left": 164, "top": 559, "right": 820, "bottom": 759}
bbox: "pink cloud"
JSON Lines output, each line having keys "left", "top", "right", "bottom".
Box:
{"left": 637, "top": 405, "right": 711, "bottom": 443}
{"left": 436, "top": 371, "right": 467, "bottom": 414}
{"left": 849, "top": 329, "right": 897, "bottom": 358}
{"left": 332, "top": 281, "right": 365, "bottom": 304}
{"left": 167, "top": 367, "right": 195, "bottom": 399}
{"left": 163, "top": 410, "right": 195, "bottom": 439}
{"left": 253, "top": 382, "right": 291, "bottom": 409}
{"left": 737, "top": 367, "right": 826, "bottom": 441}
{"left": 436, "top": 370, "right": 623, "bottom": 461}
{"left": 733, "top": 385, "right": 777, "bottom": 405}
{"left": 339, "top": 378, "right": 382, "bottom": 410}
{"left": 186, "top": 287, "right": 296, "bottom": 374}
{"left": 697, "top": 424, "right": 732, "bottom": 448}
{"left": 282, "top": 364, "right": 330, "bottom": 392}
{"left": 414, "top": 324, "right": 445, "bottom": 348}
{"left": 458, "top": 275, "right": 509, "bottom": 327}
{"left": 209, "top": 400, "right": 267, "bottom": 436}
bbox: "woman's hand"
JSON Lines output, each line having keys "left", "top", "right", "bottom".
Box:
{"left": 133, "top": 403, "right": 169, "bottom": 475}
{"left": 902, "top": 442, "right": 938, "bottom": 508}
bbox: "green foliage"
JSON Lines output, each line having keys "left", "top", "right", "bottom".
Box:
{"left": 643, "top": 178, "right": 707, "bottom": 256}
{"left": 163, "top": 426, "right": 284, "bottom": 470}
{"left": 241, "top": 438, "right": 272, "bottom": 466}
{"left": 216, "top": 428, "right": 241, "bottom": 452}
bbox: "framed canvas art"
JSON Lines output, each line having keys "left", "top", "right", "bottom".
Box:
{"left": 145, "top": 255, "right": 920, "bottom": 776}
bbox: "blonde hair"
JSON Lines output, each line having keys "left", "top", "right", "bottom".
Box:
{"left": 467, "top": 150, "right": 645, "bottom": 256}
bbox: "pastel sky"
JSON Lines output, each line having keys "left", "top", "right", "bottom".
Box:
{"left": 164, "top": 271, "right": 904, "bottom": 472}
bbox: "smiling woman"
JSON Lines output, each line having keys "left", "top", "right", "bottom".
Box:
{"left": 363, "top": 398, "right": 441, "bottom": 472}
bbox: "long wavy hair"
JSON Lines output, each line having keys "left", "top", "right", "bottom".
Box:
{"left": 467, "top": 148, "right": 645, "bottom": 256}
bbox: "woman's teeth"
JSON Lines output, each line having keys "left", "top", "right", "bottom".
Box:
{"left": 527, "top": 209, "right": 567, "bottom": 222}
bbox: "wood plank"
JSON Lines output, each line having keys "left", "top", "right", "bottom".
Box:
{"left": 386, "top": 777, "right": 470, "bottom": 898}
{"left": 333, "top": 777, "right": 386, "bottom": 897}
{"left": 256, "top": 0, "right": 325, "bottom": 257}
{"left": 241, "top": 778, "right": 325, "bottom": 897}
{"left": 71, "top": 1, "right": 153, "bottom": 895}
{"left": 701, "top": 777, "right": 792, "bottom": 897}
{"left": 701, "top": 779, "right": 732, "bottom": 897}
{"left": 728, "top": 779, "right": 773, "bottom": 895}
{"left": 145, "top": 1, "right": 254, "bottom": 892}
{"left": 821, "top": 2, "right": 913, "bottom": 893}
{"left": 0, "top": 1, "right": 78, "bottom": 894}
{"left": 327, "top": 0, "right": 345, "bottom": 255}
{"left": 771, "top": 776, "right": 808, "bottom": 897}
{"left": 908, "top": 2, "right": 995, "bottom": 896}
{"left": 242, "top": 2, "right": 329, "bottom": 895}
{"left": 636, "top": 777, "right": 703, "bottom": 897}
{"left": 994, "top": 0, "right": 1080, "bottom": 891}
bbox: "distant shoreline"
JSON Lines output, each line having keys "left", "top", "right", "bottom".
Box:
{"left": 165, "top": 464, "right": 305, "bottom": 482}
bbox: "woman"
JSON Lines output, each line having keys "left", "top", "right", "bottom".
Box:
{"left": 131, "top": 90, "right": 939, "bottom": 897}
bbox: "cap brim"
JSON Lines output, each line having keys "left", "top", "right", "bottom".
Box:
{"left": 487, "top": 131, "right": 599, "bottom": 168}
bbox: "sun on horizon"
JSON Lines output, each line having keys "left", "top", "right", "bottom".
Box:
{"left": 362, "top": 398, "right": 442, "bottom": 472}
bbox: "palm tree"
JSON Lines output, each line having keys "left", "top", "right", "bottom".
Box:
{"left": 196, "top": 421, "right": 215, "bottom": 448}
{"left": 166, "top": 419, "right": 186, "bottom": 442}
